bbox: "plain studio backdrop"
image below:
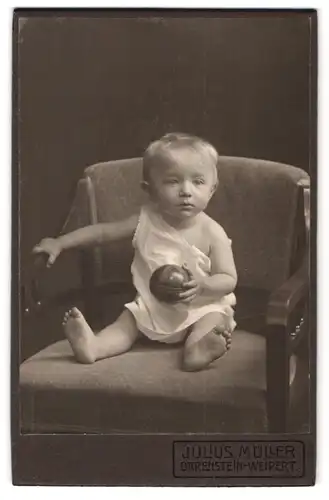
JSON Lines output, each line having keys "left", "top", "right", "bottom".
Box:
{"left": 17, "top": 14, "right": 311, "bottom": 356}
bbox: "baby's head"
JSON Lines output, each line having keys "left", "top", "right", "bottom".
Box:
{"left": 142, "top": 133, "right": 219, "bottom": 220}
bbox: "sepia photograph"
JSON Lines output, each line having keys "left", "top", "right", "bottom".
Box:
{"left": 12, "top": 9, "right": 316, "bottom": 486}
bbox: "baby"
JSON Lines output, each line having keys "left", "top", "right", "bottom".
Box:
{"left": 33, "top": 133, "right": 237, "bottom": 371}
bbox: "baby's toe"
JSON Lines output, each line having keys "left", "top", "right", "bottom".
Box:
{"left": 222, "top": 329, "right": 231, "bottom": 339}
{"left": 225, "top": 336, "right": 232, "bottom": 349}
{"left": 69, "top": 307, "right": 81, "bottom": 319}
{"left": 63, "top": 312, "right": 70, "bottom": 323}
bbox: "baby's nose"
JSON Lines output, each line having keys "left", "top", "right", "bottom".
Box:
{"left": 179, "top": 182, "right": 192, "bottom": 196}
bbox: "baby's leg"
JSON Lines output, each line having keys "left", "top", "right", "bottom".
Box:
{"left": 183, "top": 311, "right": 233, "bottom": 372}
{"left": 63, "top": 307, "right": 139, "bottom": 364}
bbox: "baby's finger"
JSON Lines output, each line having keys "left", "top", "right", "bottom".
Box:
{"left": 178, "top": 294, "right": 197, "bottom": 304}
{"left": 47, "top": 254, "right": 56, "bottom": 267}
{"left": 32, "top": 251, "right": 49, "bottom": 269}
{"left": 178, "top": 286, "right": 198, "bottom": 299}
{"left": 179, "top": 295, "right": 197, "bottom": 304}
{"left": 32, "top": 245, "right": 43, "bottom": 254}
{"left": 182, "top": 279, "right": 198, "bottom": 289}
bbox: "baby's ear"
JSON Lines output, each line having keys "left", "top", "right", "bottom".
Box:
{"left": 211, "top": 181, "right": 218, "bottom": 195}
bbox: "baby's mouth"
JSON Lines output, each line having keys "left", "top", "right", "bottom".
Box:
{"left": 179, "top": 202, "right": 194, "bottom": 207}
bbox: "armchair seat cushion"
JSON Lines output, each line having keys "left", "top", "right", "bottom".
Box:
{"left": 20, "top": 328, "right": 268, "bottom": 434}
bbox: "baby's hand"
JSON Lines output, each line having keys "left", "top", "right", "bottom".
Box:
{"left": 32, "top": 237, "right": 62, "bottom": 268}
{"left": 177, "top": 279, "right": 200, "bottom": 304}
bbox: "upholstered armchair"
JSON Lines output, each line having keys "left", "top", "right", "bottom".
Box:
{"left": 20, "top": 156, "right": 310, "bottom": 434}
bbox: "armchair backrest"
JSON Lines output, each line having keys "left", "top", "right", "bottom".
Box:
{"left": 63, "top": 156, "right": 309, "bottom": 292}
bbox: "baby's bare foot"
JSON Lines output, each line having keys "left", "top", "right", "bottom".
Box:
{"left": 62, "top": 307, "right": 96, "bottom": 363}
{"left": 183, "top": 327, "right": 231, "bottom": 372}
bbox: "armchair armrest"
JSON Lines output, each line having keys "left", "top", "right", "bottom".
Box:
{"left": 265, "top": 255, "right": 309, "bottom": 433}
{"left": 22, "top": 279, "right": 134, "bottom": 317}
{"left": 266, "top": 257, "right": 309, "bottom": 328}
{"left": 22, "top": 253, "right": 134, "bottom": 317}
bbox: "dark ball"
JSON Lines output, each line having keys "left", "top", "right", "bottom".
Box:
{"left": 149, "top": 264, "right": 191, "bottom": 303}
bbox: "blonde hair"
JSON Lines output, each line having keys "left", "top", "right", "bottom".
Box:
{"left": 143, "top": 132, "right": 219, "bottom": 183}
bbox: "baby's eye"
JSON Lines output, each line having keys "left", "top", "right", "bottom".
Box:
{"left": 193, "top": 178, "right": 205, "bottom": 185}
{"left": 165, "top": 178, "right": 179, "bottom": 185}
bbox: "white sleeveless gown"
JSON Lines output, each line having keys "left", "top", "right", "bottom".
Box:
{"left": 125, "top": 204, "right": 236, "bottom": 343}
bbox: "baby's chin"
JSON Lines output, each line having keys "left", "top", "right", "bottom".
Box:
{"left": 177, "top": 207, "right": 198, "bottom": 217}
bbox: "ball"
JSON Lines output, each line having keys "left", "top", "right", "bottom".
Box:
{"left": 149, "top": 264, "right": 191, "bottom": 303}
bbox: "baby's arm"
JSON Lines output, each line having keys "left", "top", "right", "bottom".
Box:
{"left": 178, "top": 218, "right": 237, "bottom": 303}
{"left": 32, "top": 214, "right": 139, "bottom": 267}
{"left": 202, "top": 220, "right": 237, "bottom": 297}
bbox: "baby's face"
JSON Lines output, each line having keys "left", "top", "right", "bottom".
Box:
{"left": 148, "top": 149, "right": 217, "bottom": 221}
